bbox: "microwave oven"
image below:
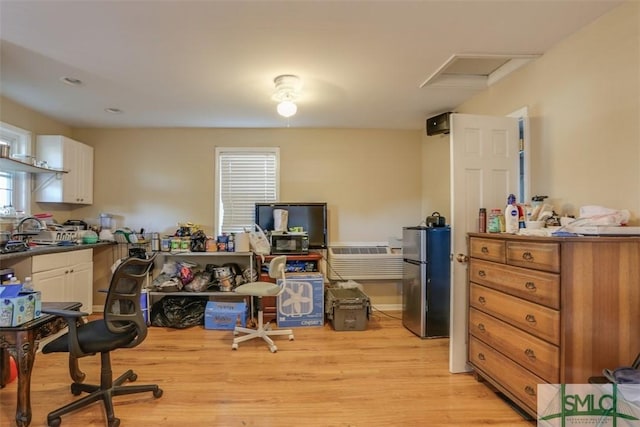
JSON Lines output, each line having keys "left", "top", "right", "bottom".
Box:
{"left": 270, "top": 232, "right": 309, "bottom": 255}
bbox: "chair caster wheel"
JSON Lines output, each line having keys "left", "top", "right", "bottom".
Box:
{"left": 232, "top": 343, "right": 238, "bottom": 350}
{"left": 269, "top": 345, "right": 278, "bottom": 353}
{"left": 288, "top": 334, "right": 295, "bottom": 341}
{"left": 70, "top": 383, "right": 83, "bottom": 395}
{"left": 48, "top": 417, "right": 62, "bottom": 427}
{"left": 108, "top": 417, "right": 120, "bottom": 427}
{"left": 129, "top": 373, "right": 138, "bottom": 382}
{"left": 153, "top": 388, "right": 163, "bottom": 398}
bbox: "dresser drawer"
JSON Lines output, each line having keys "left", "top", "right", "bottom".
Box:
{"left": 469, "top": 237, "right": 505, "bottom": 263}
{"left": 469, "top": 308, "right": 559, "bottom": 382}
{"left": 506, "top": 241, "right": 560, "bottom": 273}
{"left": 469, "top": 336, "right": 545, "bottom": 414}
{"left": 469, "top": 258, "right": 560, "bottom": 309}
{"left": 470, "top": 283, "right": 560, "bottom": 345}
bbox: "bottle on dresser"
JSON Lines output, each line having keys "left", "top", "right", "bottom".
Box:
{"left": 505, "top": 194, "right": 519, "bottom": 234}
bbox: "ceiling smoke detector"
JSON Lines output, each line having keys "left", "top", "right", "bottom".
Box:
{"left": 273, "top": 74, "right": 301, "bottom": 118}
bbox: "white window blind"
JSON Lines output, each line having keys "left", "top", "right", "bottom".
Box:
{"left": 215, "top": 147, "right": 279, "bottom": 235}
{"left": 0, "top": 122, "right": 31, "bottom": 215}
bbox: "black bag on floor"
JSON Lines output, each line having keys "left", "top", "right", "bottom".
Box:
{"left": 150, "top": 296, "right": 208, "bottom": 329}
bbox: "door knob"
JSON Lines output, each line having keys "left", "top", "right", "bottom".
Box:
{"left": 456, "top": 253, "right": 469, "bottom": 263}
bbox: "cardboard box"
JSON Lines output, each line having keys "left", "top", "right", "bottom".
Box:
{"left": 277, "top": 273, "right": 324, "bottom": 328}
{"left": 0, "top": 285, "right": 42, "bottom": 327}
{"left": 204, "top": 301, "right": 247, "bottom": 330}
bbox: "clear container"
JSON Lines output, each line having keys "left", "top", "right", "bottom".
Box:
{"left": 22, "top": 276, "right": 33, "bottom": 291}
{"left": 99, "top": 213, "right": 114, "bottom": 230}
{"left": 488, "top": 209, "right": 503, "bottom": 233}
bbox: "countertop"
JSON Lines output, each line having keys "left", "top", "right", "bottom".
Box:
{"left": 0, "top": 241, "right": 116, "bottom": 261}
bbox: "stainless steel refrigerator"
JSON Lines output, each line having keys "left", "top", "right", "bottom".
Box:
{"left": 402, "top": 226, "right": 451, "bottom": 338}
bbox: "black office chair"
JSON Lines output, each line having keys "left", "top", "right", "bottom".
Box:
{"left": 42, "top": 255, "right": 162, "bottom": 427}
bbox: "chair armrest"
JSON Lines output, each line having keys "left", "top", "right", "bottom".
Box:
{"left": 41, "top": 308, "right": 89, "bottom": 357}
{"left": 42, "top": 308, "right": 88, "bottom": 319}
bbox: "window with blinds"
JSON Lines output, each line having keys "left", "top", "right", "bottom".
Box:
{"left": 0, "top": 123, "right": 31, "bottom": 214}
{"left": 215, "top": 147, "right": 279, "bottom": 235}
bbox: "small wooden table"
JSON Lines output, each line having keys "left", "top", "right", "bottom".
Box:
{"left": 0, "top": 301, "right": 82, "bottom": 427}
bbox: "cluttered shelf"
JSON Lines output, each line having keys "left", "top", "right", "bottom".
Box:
{"left": 150, "top": 251, "right": 255, "bottom": 293}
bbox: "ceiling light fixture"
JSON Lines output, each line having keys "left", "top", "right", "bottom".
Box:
{"left": 273, "top": 74, "right": 301, "bottom": 118}
{"left": 104, "top": 107, "right": 123, "bottom": 114}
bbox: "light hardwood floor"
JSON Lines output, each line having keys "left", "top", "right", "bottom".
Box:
{"left": 1, "top": 310, "right": 534, "bottom": 426}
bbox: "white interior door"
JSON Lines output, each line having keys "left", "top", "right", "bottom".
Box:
{"left": 449, "top": 113, "right": 519, "bottom": 373}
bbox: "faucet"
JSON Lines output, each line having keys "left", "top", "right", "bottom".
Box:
{"left": 15, "top": 216, "right": 45, "bottom": 235}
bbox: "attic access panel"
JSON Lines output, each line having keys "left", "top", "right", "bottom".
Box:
{"left": 420, "top": 53, "right": 540, "bottom": 89}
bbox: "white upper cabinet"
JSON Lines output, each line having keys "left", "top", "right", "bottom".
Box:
{"left": 35, "top": 135, "right": 94, "bottom": 204}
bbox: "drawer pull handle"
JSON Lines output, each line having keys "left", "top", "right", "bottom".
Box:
{"left": 478, "top": 296, "right": 486, "bottom": 305}
{"left": 522, "top": 252, "right": 534, "bottom": 261}
{"left": 478, "top": 353, "right": 486, "bottom": 361}
{"left": 481, "top": 246, "right": 489, "bottom": 254}
{"left": 525, "top": 281, "right": 537, "bottom": 291}
{"left": 525, "top": 314, "right": 537, "bottom": 324}
{"left": 477, "top": 323, "right": 486, "bottom": 332}
{"left": 525, "top": 386, "right": 536, "bottom": 396}
{"left": 524, "top": 348, "right": 536, "bottom": 360}
{"left": 478, "top": 270, "right": 486, "bottom": 278}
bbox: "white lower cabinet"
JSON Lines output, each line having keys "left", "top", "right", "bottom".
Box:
{"left": 32, "top": 249, "right": 93, "bottom": 314}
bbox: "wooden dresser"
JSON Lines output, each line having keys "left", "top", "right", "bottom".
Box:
{"left": 467, "top": 233, "right": 640, "bottom": 417}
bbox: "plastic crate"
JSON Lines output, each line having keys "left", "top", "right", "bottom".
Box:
{"left": 325, "top": 287, "right": 370, "bottom": 331}
{"left": 204, "top": 301, "right": 247, "bottom": 330}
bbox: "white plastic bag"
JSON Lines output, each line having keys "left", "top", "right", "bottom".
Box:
{"left": 247, "top": 224, "right": 271, "bottom": 256}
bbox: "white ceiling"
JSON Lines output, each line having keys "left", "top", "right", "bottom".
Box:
{"left": 0, "top": 0, "right": 622, "bottom": 130}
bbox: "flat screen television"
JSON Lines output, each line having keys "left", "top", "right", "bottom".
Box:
{"left": 254, "top": 202, "right": 327, "bottom": 249}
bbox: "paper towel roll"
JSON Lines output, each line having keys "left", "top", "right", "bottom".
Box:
{"left": 234, "top": 232, "right": 250, "bottom": 252}
{"left": 273, "top": 209, "right": 288, "bottom": 232}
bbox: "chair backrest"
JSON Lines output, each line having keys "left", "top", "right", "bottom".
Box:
{"left": 267, "top": 255, "right": 287, "bottom": 282}
{"left": 103, "top": 254, "right": 156, "bottom": 348}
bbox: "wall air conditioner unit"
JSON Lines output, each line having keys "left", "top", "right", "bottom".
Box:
{"left": 327, "top": 246, "right": 403, "bottom": 281}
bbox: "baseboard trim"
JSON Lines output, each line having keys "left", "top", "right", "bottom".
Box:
{"left": 371, "top": 303, "right": 402, "bottom": 312}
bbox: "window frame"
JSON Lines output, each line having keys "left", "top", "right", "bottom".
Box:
{"left": 214, "top": 147, "right": 280, "bottom": 236}
{"left": 0, "top": 122, "right": 32, "bottom": 216}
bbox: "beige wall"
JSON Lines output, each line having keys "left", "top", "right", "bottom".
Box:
{"left": 423, "top": 1, "right": 640, "bottom": 224}
{"left": 68, "top": 127, "right": 423, "bottom": 242}
{"left": 0, "top": 96, "right": 71, "bottom": 137}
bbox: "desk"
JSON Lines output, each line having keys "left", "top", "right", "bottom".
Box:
{"left": 0, "top": 301, "right": 82, "bottom": 427}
